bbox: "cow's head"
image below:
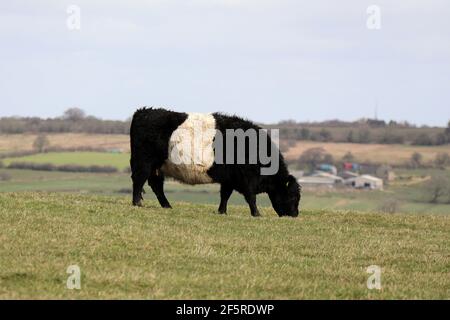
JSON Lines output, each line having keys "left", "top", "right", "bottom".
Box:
{"left": 268, "top": 175, "right": 301, "bottom": 217}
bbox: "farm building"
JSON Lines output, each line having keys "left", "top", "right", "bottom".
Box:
{"left": 297, "top": 176, "right": 338, "bottom": 188}
{"left": 343, "top": 162, "right": 360, "bottom": 171}
{"left": 298, "top": 171, "right": 343, "bottom": 188}
{"left": 316, "top": 164, "right": 337, "bottom": 175}
{"left": 340, "top": 170, "right": 359, "bottom": 179}
{"left": 345, "top": 175, "right": 383, "bottom": 190}
{"left": 312, "top": 171, "right": 344, "bottom": 183}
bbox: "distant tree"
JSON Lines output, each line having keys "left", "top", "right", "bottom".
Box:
{"left": 388, "top": 120, "right": 398, "bottom": 127}
{"left": 379, "top": 131, "right": 404, "bottom": 144}
{"left": 63, "top": 108, "right": 86, "bottom": 121}
{"left": 357, "top": 129, "right": 371, "bottom": 143}
{"left": 297, "top": 147, "right": 334, "bottom": 171}
{"left": 323, "top": 153, "right": 334, "bottom": 164}
{"left": 434, "top": 152, "right": 450, "bottom": 168}
{"left": 426, "top": 176, "right": 449, "bottom": 203}
{"left": 318, "top": 129, "right": 332, "bottom": 142}
{"left": 435, "top": 133, "right": 447, "bottom": 145}
{"left": 309, "top": 132, "right": 318, "bottom": 141}
{"left": 342, "top": 151, "right": 355, "bottom": 162}
{"left": 33, "top": 134, "right": 50, "bottom": 152}
{"left": 412, "top": 133, "right": 434, "bottom": 146}
{"left": 299, "top": 128, "right": 310, "bottom": 140}
{"left": 443, "top": 120, "right": 450, "bottom": 143}
{"left": 298, "top": 148, "right": 325, "bottom": 169}
{"left": 409, "top": 152, "right": 423, "bottom": 169}
{"left": 278, "top": 119, "right": 297, "bottom": 126}
{"left": 346, "top": 130, "right": 355, "bottom": 143}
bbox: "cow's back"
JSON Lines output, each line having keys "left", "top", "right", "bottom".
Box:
{"left": 130, "top": 108, "right": 188, "bottom": 166}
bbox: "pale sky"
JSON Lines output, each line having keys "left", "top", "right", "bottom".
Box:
{"left": 0, "top": 0, "right": 449, "bottom": 126}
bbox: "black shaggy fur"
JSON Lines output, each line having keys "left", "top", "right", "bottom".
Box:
{"left": 130, "top": 107, "right": 301, "bottom": 217}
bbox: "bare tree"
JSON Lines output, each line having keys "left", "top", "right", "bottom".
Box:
{"left": 298, "top": 147, "right": 334, "bottom": 171}
{"left": 63, "top": 107, "right": 86, "bottom": 121}
{"left": 410, "top": 152, "right": 423, "bottom": 169}
{"left": 445, "top": 120, "right": 450, "bottom": 138}
{"left": 33, "top": 134, "right": 50, "bottom": 153}
{"left": 434, "top": 152, "right": 450, "bottom": 168}
{"left": 342, "top": 151, "right": 355, "bottom": 162}
{"left": 426, "top": 176, "right": 449, "bottom": 203}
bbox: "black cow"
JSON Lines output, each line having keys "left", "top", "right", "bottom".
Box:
{"left": 130, "top": 107, "right": 301, "bottom": 217}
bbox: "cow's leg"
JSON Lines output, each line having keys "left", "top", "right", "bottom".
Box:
{"left": 243, "top": 192, "right": 261, "bottom": 217}
{"left": 218, "top": 184, "right": 233, "bottom": 214}
{"left": 148, "top": 170, "right": 172, "bottom": 208}
{"left": 131, "top": 162, "right": 151, "bottom": 207}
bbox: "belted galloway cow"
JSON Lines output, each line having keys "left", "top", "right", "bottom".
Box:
{"left": 130, "top": 107, "right": 301, "bottom": 217}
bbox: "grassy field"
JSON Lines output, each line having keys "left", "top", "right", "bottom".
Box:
{"left": 0, "top": 133, "right": 129, "bottom": 153}
{"left": 1, "top": 137, "right": 449, "bottom": 216}
{"left": 1, "top": 168, "right": 450, "bottom": 215}
{"left": 285, "top": 141, "right": 450, "bottom": 165}
{"left": 2, "top": 152, "right": 130, "bottom": 171}
{"left": 1, "top": 133, "right": 450, "bottom": 167}
{"left": 0, "top": 192, "right": 448, "bottom": 299}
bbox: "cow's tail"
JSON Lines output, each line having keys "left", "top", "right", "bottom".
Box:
{"left": 129, "top": 110, "right": 138, "bottom": 177}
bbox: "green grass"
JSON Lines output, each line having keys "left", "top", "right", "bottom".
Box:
{"left": 0, "top": 169, "right": 130, "bottom": 193}
{"left": 1, "top": 168, "right": 450, "bottom": 214}
{"left": 0, "top": 192, "right": 448, "bottom": 299}
{"left": 2, "top": 152, "right": 130, "bottom": 170}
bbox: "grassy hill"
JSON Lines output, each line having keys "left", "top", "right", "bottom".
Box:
{"left": 1, "top": 133, "right": 449, "bottom": 167}
{"left": 2, "top": 152, "right": 130, "bottom": 171}
{"left": 2, "top": 169, "right": 450, "bottom": 214}
{"left": 0, "top": 192, "right": 448, "bottom": 299}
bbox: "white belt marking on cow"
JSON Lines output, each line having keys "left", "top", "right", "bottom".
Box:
{"left": 161, "top": 113, "right": 216, "bottom": 184}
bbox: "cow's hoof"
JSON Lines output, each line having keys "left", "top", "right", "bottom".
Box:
{"left": 133, "top": 201, "right": 143, "bottom": 207}
{"left": 217, "top": 211, "right": 227, "bottom": 215}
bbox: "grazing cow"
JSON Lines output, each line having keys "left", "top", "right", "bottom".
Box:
{"left": 130, "top": 107, "right": 301, "bottom": 217}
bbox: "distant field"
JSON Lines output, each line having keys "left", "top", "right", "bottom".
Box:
{"left": 1, "top": 133, "right": 449, "bottom": 215}
{"left": 0, "top": 133, "right": 130, "bottom": 153}
{"left": 0, "top": 192, "right": 448, "bottom": 299}
{"left": 1, "top": 168, "right": 450, "bottom": 215}
{"left": 285, "top": 141, "right": 450, "bottom": 165}
{"left": 1, "top": 133, "right": 450, "bottom": 166}
{"left": 2, "top": 152, "right": 130, "bottom": 170}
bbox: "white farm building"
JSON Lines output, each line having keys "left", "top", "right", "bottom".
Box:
{"left": 345, "top": 175, "right": 383, "bottom": 190}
